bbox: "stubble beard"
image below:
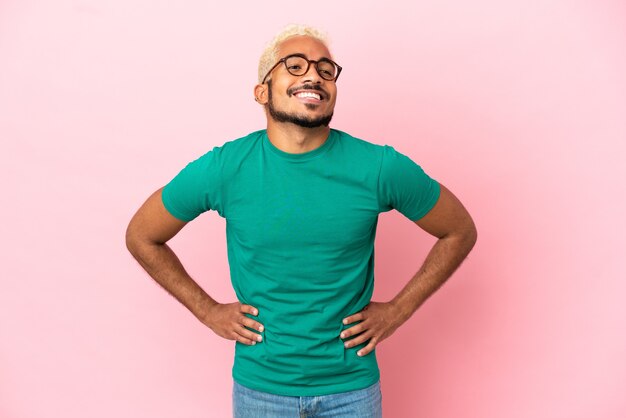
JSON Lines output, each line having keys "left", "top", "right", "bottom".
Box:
{"left": 266, "top": 79, "right": 334, "bottom": 128}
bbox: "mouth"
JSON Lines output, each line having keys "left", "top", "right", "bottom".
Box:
{"left": 292, "top": 89, "right": 325, "bottom": 104}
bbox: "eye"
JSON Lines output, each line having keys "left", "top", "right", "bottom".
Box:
{"left": 288, "top": 65, "right": 302, "bottom": 70}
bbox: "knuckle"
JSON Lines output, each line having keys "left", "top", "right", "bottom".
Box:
{"left": 245, "top": 305, "right": 257, "bottom": 315}
{"left": 244, "top": 318, "right": 262, "bottom": 331}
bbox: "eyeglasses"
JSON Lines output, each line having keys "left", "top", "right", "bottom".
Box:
{"left": 261, "top": 53, "right": 342, "bottom": 84}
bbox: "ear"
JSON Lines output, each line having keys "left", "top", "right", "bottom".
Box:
{"left": 254, "top": 84, "right": 268, "bottom": 105}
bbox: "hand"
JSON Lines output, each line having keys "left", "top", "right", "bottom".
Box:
{"left": 202, "top": 302, "right": 264, "bottom": 346}
{"left": 340, "top": 301, "right": 406, "bottom": 357}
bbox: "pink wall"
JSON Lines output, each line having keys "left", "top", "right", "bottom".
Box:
{"left": 2, "top": 1, "right": 625, "bottom": 417}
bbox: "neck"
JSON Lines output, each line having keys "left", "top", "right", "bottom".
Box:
{"left": 266, "top": 121, "right": 331, "bottom": 154}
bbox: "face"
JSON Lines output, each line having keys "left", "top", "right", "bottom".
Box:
{"left": 257, "top": 35, "right": 338, "bottom": 128}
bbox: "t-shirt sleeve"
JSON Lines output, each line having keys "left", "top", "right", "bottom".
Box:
{"left": 161, "top": 147, "right": 222, "bottom": 222}
{"left": 377, "top": 145, "right": 441, "bottom": 221}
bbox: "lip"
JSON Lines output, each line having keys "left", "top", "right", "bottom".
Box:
{"left": 294, "top": 95, "right": 324, "bottom": 104}
{"left": 292, "top": 89, "right": 326, "bottom": 101}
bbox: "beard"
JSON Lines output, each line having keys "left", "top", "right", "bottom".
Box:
{"left": 266, "top": 79, "right": 334, "bottom": 128}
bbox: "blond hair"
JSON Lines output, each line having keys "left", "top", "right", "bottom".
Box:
{"left": 258, "top": 24, "right": 332, "bottom": 84}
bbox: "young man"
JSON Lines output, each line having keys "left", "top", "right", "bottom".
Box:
{"left": 126, "top": 24, "right": 477, "bottom": 417}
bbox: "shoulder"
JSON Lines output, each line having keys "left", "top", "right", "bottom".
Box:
{"left": 332, "top": 129, "right": 416, "bottom": 174}
{"left": 195, "top": 129, "right": 264, "bottom": 164}
{"left": 331, "top": 128, "right": 386, "bottom": 157}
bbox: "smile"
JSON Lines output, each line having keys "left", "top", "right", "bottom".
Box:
{"left": 295, "top": 91, "right": 322, "bottom": 100}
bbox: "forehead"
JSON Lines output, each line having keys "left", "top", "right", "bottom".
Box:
{"left": 277, "top": 35, "right": 333, "bottom": 60}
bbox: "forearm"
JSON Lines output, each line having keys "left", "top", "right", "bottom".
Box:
{"left": 127, "top": 240, "right": 218, "bottom": 323}
{"left": 391, "top": 232, "right": 476, "bottom": 321}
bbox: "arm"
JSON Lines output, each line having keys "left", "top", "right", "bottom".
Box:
{"left": 125, "top": 187, "right": 218, "bottom": 323}
{"left": 390, "top": 182, "right": 478, "bottom": 321}
{"left": 125, "top": 187, "right": 264, "bottom": 345}
{"left": 340, "top": 182, "right": 477, "bottom": 356}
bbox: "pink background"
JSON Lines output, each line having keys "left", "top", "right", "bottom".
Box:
{"left": 2, "top": 0, "right": 625, "bottom": 417}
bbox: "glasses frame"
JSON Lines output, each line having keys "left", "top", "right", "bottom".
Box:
{"left": 261, "top": 53, "right": 343, "bottom": 84}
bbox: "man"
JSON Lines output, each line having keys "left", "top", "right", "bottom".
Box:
{"left": 126, "top": 24, "right": 477, "bottom": 417}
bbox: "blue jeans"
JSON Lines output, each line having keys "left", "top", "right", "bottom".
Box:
{"left": 232, "top": 379, "right": 383, "bottom": 418}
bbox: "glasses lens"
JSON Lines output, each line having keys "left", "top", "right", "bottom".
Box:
{"left": 285, "top": 56, "right": 308, "bottom": 76}
{"left": 317, "top": 60, "right": 337, "bottom": 80}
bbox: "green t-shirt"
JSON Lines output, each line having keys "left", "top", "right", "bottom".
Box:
{"left": 162, "top": 128, "right": 440, "bottom": 396}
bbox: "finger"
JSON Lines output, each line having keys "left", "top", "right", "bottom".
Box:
{"left": 231, "top": 328, "right": 256, "bottom": 345}
{"left": 241, "top": 304, "right": 258, "bottom": 316}
{"left": 343, "top": 329, "right": 374, "bottom": 348}
{"left": 233, "top": 325, "right": 262, "bottom": 345}
{"left": 241, "top": 316, "right": 264, "bottom": 332}
{"left": 357, "top": 337, "right": 378, "bottom": 357}
{"left": 340, "top": 322, "right": 366, "bottom": 339}
{"left": 236, "top": 323, "right": 263, "bottom": 343}
{"left": 343, "top": 312, "right": 365, "bottom": 325}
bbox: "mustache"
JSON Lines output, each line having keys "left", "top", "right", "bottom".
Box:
{"left": 288, "top": 84, "right": 327, "bottom": 99}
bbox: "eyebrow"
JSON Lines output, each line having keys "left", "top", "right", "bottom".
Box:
{"left": 285, "top": 53, "right": 333, "bottom": 61}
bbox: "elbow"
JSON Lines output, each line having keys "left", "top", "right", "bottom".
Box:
{"left": 464, "top": 220, "right": 478, "bottom": 250}
{"left": 125, "top": 221, "right": 141, "bottom": 255}
{"left": 468, "top": 227, "right": 478, "bottom": 249}
{"left": 452, "top": 218, "right": 478, "bottom": 250}
{"left": 125, "top": 220, "right": 163, "bottom": 257}
{"left": 446, "top": 214, "right": 478, "bottom": 243}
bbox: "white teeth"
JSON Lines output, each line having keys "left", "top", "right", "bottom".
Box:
{"left": 295, "top": 91, "right": 321, "bottom": 100}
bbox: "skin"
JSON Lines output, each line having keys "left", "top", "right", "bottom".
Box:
{"left": 254, "top": 35, "right": 337, "bottom": 154}
{"left": 340, "top": 183, "right": 477, "bottom": 356}
{"left": 125, "top": 35, "right": 478, "bottom": 355}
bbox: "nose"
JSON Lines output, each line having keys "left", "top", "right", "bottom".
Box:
{"left": 301, "top": 62, "right": 322, "bottom": 84}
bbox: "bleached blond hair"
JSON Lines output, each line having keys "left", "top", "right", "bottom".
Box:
{"left": 258, "top": 24, "right": 332, "bottom": 84}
